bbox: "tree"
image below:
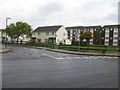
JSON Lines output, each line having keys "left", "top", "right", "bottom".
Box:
{"left": 5, "top": 22, "right": 33, "bottom": 43}
{"left": 5, "top": 23, "right": 17, "bottom": 43}
{"left": 80, "top": 31, "right": 93, "bottom": 45}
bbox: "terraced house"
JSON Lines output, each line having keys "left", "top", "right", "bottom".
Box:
{"left": 66, "top": 24, "right": 120, "bottom": 46}
{"left": 32, "top": 25, "right": 71, "bottom": 45}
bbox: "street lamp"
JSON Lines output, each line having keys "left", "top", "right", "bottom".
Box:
{"left": 5, "top": 17, "right": 11, "bottom": 48}
{"left": 78, "top": 31, "right": 80, "bottom": 51}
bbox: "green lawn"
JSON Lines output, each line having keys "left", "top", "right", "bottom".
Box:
{"left": 5, "top": 43, "right": 119, "bottom": 52}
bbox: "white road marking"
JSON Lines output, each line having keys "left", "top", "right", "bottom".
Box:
{"left": 67, "top": 57, "right": 72, "bottom": 59}
{"left": 112, "top": 57, "right": 118, "bottom": 59}
{"left": 31, "top": 49, "right": 38, "bottom": 52}
{"left": 99, "top": 56, "right": 106, "bottom": 59}
{"left": 73, "top": 57, "right": 81, "bottom": 59}
{"left": 42, "top": 53, "right": 64, "bottom": 60}
{"left": 42, "top": 52, "right": 117, "bottom": 60}
{"left": 82, "top": 57, "right": 90, "bottom": 59}
{"left": 106, "top": 56, "right": 114, "bottom": 59}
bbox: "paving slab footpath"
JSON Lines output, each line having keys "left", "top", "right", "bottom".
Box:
{"left": 29, "top": 46, "right": 120, "bottom": 57}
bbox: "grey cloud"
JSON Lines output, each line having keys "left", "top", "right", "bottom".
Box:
{"left": 27, "top": 1, "right": 64, "bottom": 29}
{"left": 41, "top": 2, "right": 63, "bottom": 16}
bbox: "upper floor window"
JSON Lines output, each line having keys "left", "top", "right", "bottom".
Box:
{"left": 105, "top": 37, "right": 109, "bottom": 39}
{"left": 52, "top": 32, "right": 54, "bottom": 35}
{"left": 94, "top": 29, "right": 96, "bottom": 31}
{"left": 114, "top": 37, "right": 118, "bottom": 39}
{"left": 46, "top": 32, "right": 49, "bottom": 35}
{"left": 38, "top": 32, "right": 40, "bottom": 35}
{"left": 114, "top": 32, "right": 118, "bottom": 35}
{"left": 63, "top": 33, "right": 66, "bottom": 36}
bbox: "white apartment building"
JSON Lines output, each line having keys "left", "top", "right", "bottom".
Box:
{"left": 66, "top": 25, "right": 120, "bottom": 46}
{"left": 103, "top": 25, "right": 120, "bottom": 46}
{"left": 66, "top": 26, "right": 101, "bottom": 45}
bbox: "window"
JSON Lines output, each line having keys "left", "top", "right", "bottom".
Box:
{"left": 46, "top": 32, "right": 49, "bottom": 35}
{"left": 38, "top": 32, "right": 40, "bottom": 35}
{"left": 114, "top": 37, "right": 117, "bottom": 39}
{"left": 52, "top": 32, "right": 54, "bottom": 35}
{"left": 94, "top": 29, "right": 96, "bottom": 31}
{"left": 105, "top": 41, "right": 109, "bottom": 44}
{"left": 37, "top": 39, "right": 41, "bottom": 42}
{"left": 114, "top": 32, "right": 118, "bottom": 35}
{"left": 113, "top": 42, "right": 117, "bottom": 44}
{"left": 63, "top": 33, "right": 66, "bottom": 36}
{"left": 105, "top": 37, "right": 109, "bottom": 39}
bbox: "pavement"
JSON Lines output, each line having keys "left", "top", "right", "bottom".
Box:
{"left": 29, "top": 46, "right": 120, "bottom": 57}
{"left": 0, "top": 48, "right": 12, "bottom": 53}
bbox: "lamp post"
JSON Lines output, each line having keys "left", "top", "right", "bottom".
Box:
{"left": 5, "top": 17, "right": 11, "bottom": 48}
{"left": 78, "top": 31, "right": 80, "bottom": 51}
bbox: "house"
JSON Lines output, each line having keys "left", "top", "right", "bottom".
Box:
{"left": 32, "top": 25, "right": 71, "bottom": 45}
{"left": 66, "top": 25, "right": 101, "bottom": 45}
{"left": 0, "top": 29, "right": 10, "bottom": 43}
{"left": 0, "top": 29, "right": 30, "bottom": 43}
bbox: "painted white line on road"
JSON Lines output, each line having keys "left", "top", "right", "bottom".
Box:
{"left": 106, "top": 56, "right": 113, "bottom": 59}
{"left": 67, "top": 57, "right": 72, "bottom": 59}
{"left": 31, "top": 49, "right": 38, "bottom": 52}
{"left": 83, "top": 57, "right": 92, "bottom": 59}
{"left": 112, "top": 57, "right": 118, "bottom": 59}
{"left": 42, "top": 53, "right": 64, "bottom": 60}
{"left": 73, "top": 57, "right": 81, "bottom": 59}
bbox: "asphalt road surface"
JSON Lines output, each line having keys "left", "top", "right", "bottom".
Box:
{"left": 2, "top": 46, "right": 118, "bottom": 88}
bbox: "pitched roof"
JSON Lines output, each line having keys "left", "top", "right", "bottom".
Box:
{"left": 103, "top": 24, "right": 120, "bottom": 28}
{"left": 66, "top": 25, "right": 101, "bottom": 30}
{"left": 33, "top": 25, "right": 62, "bottom": 32}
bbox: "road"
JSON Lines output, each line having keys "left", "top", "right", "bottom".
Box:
{"left": 2, "top": 46, "right": 118, "bottom": 88}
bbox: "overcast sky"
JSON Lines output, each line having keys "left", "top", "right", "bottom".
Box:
{"left": 1, "top": 0, "right": 119, "bottom": 30}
